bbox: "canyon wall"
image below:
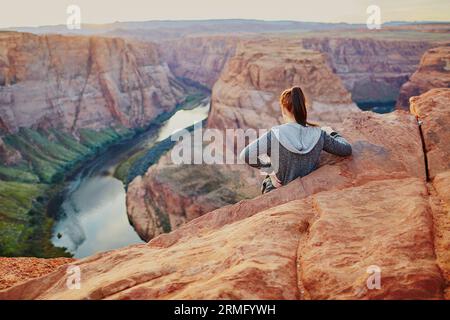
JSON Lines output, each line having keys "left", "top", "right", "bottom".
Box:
{"left": 410, "top": 88, "right": 450, "bottom": 178}
{"left": 397, "top": 45, "right": 450, "bottom": 109}
{"left": 126, "top": 38, "right": 360, "bottom": 241}
{"left": 0, "top": 32, "right": 187, "bottom": 134}
{"left": 125, "top": 36, "right": 443, "bottom": 242}
{"left": 207, "top": 38, "right": 355, "bottom": 130}
{"left": 157, "top": 35, "right": 433, "bottom": 104}
{"left": 3, "top": 88, "right": 449, "bottom": 299}
{"left": 0, "top": 32, "right": 191, "bottom": 257}
{"left": 298, "top": 37, "right": 433, "bottom": 104}
{"left": 157, "top": 36, "right": 240, "bottom": 88}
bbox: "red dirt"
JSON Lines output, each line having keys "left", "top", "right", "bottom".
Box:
{"left": 0, "top": 257, "right": 75, "bottom": 291}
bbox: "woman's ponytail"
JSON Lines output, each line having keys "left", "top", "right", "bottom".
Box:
{"left": 280, "top": 86, "right": 318, "bottom": 127}
{"left": 291, "top": 86, "right": 308, "bottom": 126}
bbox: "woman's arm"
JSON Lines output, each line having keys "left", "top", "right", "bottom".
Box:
{"left": 322, "top": 130, "right": 352, "bottom": 157}
{"left": 239, "top": 131, "right": 282, "bottom": 187}
{"left": 239, "top": 131, "right": 272, "bottom": 169}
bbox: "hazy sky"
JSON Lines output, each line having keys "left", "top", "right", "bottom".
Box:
{"left": 1, "top": 0, "right": 449, "bottom": 28}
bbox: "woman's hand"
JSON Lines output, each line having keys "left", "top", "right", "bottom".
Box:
{"left": 321, "top": 126, "right": 335, "bottom": 135}
{"left": 269, "top": 173, "right": 282, "bottom": 188}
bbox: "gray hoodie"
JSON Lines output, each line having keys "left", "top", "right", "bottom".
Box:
{"left": 239, "top": 122, "right": 352, "bottom": 186}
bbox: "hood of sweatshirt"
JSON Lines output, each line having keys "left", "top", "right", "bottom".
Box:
{"left": 271, "top": 122, "right": 322, "bottom": 154}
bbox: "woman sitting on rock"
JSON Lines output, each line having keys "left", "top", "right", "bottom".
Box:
{"left": 240, "top": 86, "right": 352, "bottom": 194}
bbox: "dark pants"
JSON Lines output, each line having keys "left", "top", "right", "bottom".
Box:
{"left": 261, "top": 175, "right": 276, "bottom": 194}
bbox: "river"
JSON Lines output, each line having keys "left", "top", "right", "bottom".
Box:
{"left": 51, "top": 98, "right": 210, "bottom": 258}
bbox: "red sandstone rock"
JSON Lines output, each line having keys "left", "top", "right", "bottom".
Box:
{"left": 299, "top": 38, "right": 433, "bottom": 104}
{"left": 207, "top": 39, "right": 356, "bottom": 130}
{"left": 411, "top": 89, "right": 450, "bottom": 299}
{"left": 429, "top": 170, "right": 450, "bottom": 299}
{"left": 126, "top": 37, "right": 440, "bottom": 238}
{"left": 127, "top": 160, "right": 261, "bottom": 241}
{"left": 300, "top": 178, "right": 442, "bottom": 299}
{"left": 0, "top": 257, "right": 74, "bottom": 291}
{"left": 126, "top": 39, "right": 361, "bottom": 240}
{"left": 0, "top": 176, "right": 445, "bottom": 299}
{"left": 127, "top": 108, "right": 425, "bottom": 241}
{"left": 0, "top": 32, "right": 186, "bottom": 133}
{"left": 157, "top": 36, "right": 240, "bottom": 88}
{"left": 131, "top": 110, "right": 425, "bottom": 242}
{"left": 397, "top": 45, "right": 450, "bottom": 110}
{"left": 0, "top": 88, "right": 449, "bottom": 301}
{"left": 410, "top": 88, "right": 450, "bottom": 179}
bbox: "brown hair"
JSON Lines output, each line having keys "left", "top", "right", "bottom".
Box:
{"left": 279, "top": 86, "right": 316, "bottom": 126}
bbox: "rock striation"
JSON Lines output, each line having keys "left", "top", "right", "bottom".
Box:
{"left": 0, "top": 31, "right": 190, "bottom": 257}
{"left": 157, "top": 36, "right": 240, "bottom": 88}
{"left": 397, "top": 45, "right": 450, "bottom": 109}
{"left": 410, "top": 88, "right": 450, "bottom": 178}
{"left": 298, "top": 37, "right": 433, "bottom": 104}
{"left": 0, "top": 32, "right": 186, "bottom": 134}
{"left": 207, "top": 39, "right": 356, "bottom": 130}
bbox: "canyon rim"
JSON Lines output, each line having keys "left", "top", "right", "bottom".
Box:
{"left": 0, "top": 16, "right": 449, "bottom": 301}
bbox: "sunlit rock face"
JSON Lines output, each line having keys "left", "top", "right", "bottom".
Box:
{"left": 410, "top": 88, "right": 450, "bottom": 179}
{"left": 2, "top": 89, "right": 449, "bottom": 300}
{"left": 0, "top": 257, "right": 74, "bottom": 291}
{"left": 397, "top": 45, "right": 450, "bottom": 110}
{"left": 207, "top": 38, "right": 355, "bottom": 131}
{"left": 0, "top": 32, "right": 186, "bottom": 134}
{"left": 157, "top": 35, "right": 434, "bottom": 107}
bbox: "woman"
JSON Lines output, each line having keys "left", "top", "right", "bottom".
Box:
{"left": 239, "top": 86, "right": 352, "bottom": 194}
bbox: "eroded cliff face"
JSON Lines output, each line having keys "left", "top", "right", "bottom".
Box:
{"left": 0, "top": 32, "right": 186, "bottom": 134}
{"left": 2, "top": 89, "right": 449, "bottom": 299}
{"left": 126, "top": 39, "right": 360, "bottom": 241}
{"left": 207, "top": 39, "right": 355, "bottom": 130}
{"left": 397, "top": 45, "right": 450, "bottom": 109}
{"left": 157, "top": 36, "right": 240, "bottom": 88}
{"left": 298, "top": 37, "right": 433, "bottom": 104}
{"left": 410, "top": 88, "right": 450, "bottom": 179}
{"left": 0, "top": 32, "right": 191, "bottom": 258}
{"left": 157, "top": 35, "right": 436, "bottom": 105}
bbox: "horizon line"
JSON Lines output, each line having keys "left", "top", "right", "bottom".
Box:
{"left": 3, "top": 18, "right": 450, "bottom": 30}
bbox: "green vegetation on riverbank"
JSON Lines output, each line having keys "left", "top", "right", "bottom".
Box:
{"left": 114, "top": 149, "right": 147, "bottom": 182}
{"left": 0, "top": 126, "right": 133, "bottom": 257}
{"left": 0, "top": 78, "right": 209, "bottom": 257}
{"left": 113, "top": 92, "right": 209, "bottom": 184}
